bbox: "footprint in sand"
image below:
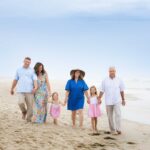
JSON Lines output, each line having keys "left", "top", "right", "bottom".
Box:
{"left": 0, "top": 146, "right": 4, "bottom": 150}
{"left": 77, "top": 143, "right": 87, "bottom": 148}
{"left": 104, "top": 136, "right": 116, "bottom": 140}
{"left": 14, "top": 130, "right": 21, "bottom": 133}
{"left": 15, "top": 140, "right": 22, "bottom": 144}
{"left": 104, "top": 131, "right": 111, "bottom": 134}
{"left": 90, "top": 143, "right": 105, "bottom": 148}
{"left": 127, "top": 142, "right": 136, "bottom": 145}
{"left": 89, "top": 132, "right": 101, "bottom": 136}
{"left": 48, "top": 141, "right": 52, "bottom": 144}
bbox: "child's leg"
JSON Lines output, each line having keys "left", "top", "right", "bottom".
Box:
{"left": 91, "top": 118, "right": 95, "bottom": 131}
{"left": 95, "top": 117, "right": 98, "bottom": 131}
{"left": 54, "top": 119, "right": 58, "bottom": 125}
{"left": 72, "top": 111, "right": 76, "bottom": 127}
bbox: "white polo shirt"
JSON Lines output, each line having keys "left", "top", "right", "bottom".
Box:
{"left": 100, "top": 77, "right": 125, "bottom": 105}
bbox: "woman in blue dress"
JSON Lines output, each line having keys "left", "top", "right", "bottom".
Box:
{"left": 64, "top": 69, "right": 89, "bottom": 128}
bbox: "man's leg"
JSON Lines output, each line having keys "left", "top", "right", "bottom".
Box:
{"left": 106, "top": 105, "right": 115, "bottom": 132}
{"left": 18, "top": 93, "right": 27, "bottom": 120}
{"left": 25, "top": 93, "right": 34, "bottom": 122}
{"left": 114, "top": 103, "right": 121, "bottom": 133}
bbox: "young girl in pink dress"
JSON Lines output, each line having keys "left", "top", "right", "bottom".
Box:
{"left": 49, "top": 92, "right": 64, "bottom": 125}
{"left": 88, "top": 86, "right": 101, "bottom": 133}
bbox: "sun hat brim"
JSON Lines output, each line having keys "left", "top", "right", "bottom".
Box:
{"left": 70, "top": 69, "right": 85, "bottom": 77}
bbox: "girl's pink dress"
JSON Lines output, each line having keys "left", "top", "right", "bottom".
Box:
{"left": 88, "top": 96, "right": 101, "bottom": 118}
{"left": 50, "top": 103, "right": 61, "bottom": 119}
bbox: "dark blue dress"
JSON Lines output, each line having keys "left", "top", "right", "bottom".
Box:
{"left": 65, "top": 79, "right": 89, "bottom": 111}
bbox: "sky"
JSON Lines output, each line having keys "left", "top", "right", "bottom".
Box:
{"left": 0, "top": 0, "right": 150, "bottom": 84}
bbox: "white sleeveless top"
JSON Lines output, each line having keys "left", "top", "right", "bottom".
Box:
{"left": 90, "top": 96, "right": 98, "bottom": 104}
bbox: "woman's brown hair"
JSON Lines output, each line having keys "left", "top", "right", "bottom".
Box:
{"left": 90, "top": 86, "right": 98, "bottom": 96}
{"left": 71, "top": 71, "right": 83, "bottom": 80}
{"left": 34, "top": 62, "right": 46, "bottom": 76}
{"left": 52, "top": 92, "right": 58, "bottom": 100}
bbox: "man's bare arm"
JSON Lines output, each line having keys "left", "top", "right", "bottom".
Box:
{"left": 121, "top": 91, "right": 125, "bottom": 106}
{"left": 10, "top": 80, "right": 18, "bottom": 95}
{"left": 98, "top": 91, "right": 104, "bottom": 103}
{"left": 32, "top": 80, "right": 38, "bottom": 94}
{"left": 99, "top": 92, "right": 104, "bottom": 98}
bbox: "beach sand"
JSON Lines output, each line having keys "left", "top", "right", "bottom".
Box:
{"left": 0, "top": 81, "right": 150, "bottom": 150}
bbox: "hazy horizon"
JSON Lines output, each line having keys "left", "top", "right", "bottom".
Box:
{"left": 0, "top": 0, "right": 150, "bottom": 83}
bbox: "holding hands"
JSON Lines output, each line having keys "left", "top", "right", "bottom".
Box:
{"left": 48, "top": 91, "right": 52, "bottom": 98}
{"left": 63, "top": 97, "right": 68, "bottom": 106}
{"left": 87, "top": 97, "right": 90, "bottom": 104}
{"left": 10, "top": 89, "right": 15, "bottom": 95}
{"left": 122, "top": 99, "right": 126, "bottom": 106}
{"left": 98, "top": 97, "right": 102, "bottom": 104}
{"left": 63, "top": 91, "right": 69, "bottom": 106}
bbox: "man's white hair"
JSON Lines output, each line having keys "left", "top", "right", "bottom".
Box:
{"left": 109, "top": 66, "right": 116, "bottom": 71}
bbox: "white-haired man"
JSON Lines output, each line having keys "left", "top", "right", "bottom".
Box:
{"left": 99, "top": 67, "right": 125, "bottom": 135}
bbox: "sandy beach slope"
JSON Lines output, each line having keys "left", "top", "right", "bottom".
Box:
{"left": 0, "top": 81, "right": 150, "bottom": 150}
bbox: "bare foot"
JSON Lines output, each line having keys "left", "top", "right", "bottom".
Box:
{"left": 117, "top": 131, "right": 122, "bottom": 135}
{"left": 111, "top": 131, "right": 118, "bottom": 135}
{"left": 91, "top": 130, "right": 100, "bottom": 136}
{"left": 93, "top": 130, "right": 96, "bottom": 134}
{"left": 95, "top": 128, "right": 98, "bottom": 133}
{"left": 72, "top": 125, "right": 76, "bottom": 129}
{"left": 22, "top": 111, "right": 27, "bottom": 120}
{"left": 79, "top": 126, "right": 85, "bottom": 130}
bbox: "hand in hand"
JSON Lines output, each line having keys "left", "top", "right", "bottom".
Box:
{"left": 63, "top": 100, "right": 67, "bottom": 106}
{"left": 10, "top": 89, "right": 14, "bottom": 95}
{"left": 32, "top": 89, "right": 36, "bottom": 94}
{"left": 98, "top": 97, "right": 102, "bottom": 104}
{"left": 122, "top": 100, "right": 126, "bottom": 106}
{"left": 87, "top": 97, "right": 90, "bottom": 104}
{"left": 98, "top": 100, "right": 102, "bottom": 104}
{"left": 48, "top": 92, "right": 52, "bottom": 98}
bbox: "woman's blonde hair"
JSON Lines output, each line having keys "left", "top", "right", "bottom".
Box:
{"left": 90, "top": 86, "right": 98, "bottom": 96}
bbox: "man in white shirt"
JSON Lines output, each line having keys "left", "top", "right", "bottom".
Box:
{"left": 99, "top": 67, "right": 125, "bottom": 135}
